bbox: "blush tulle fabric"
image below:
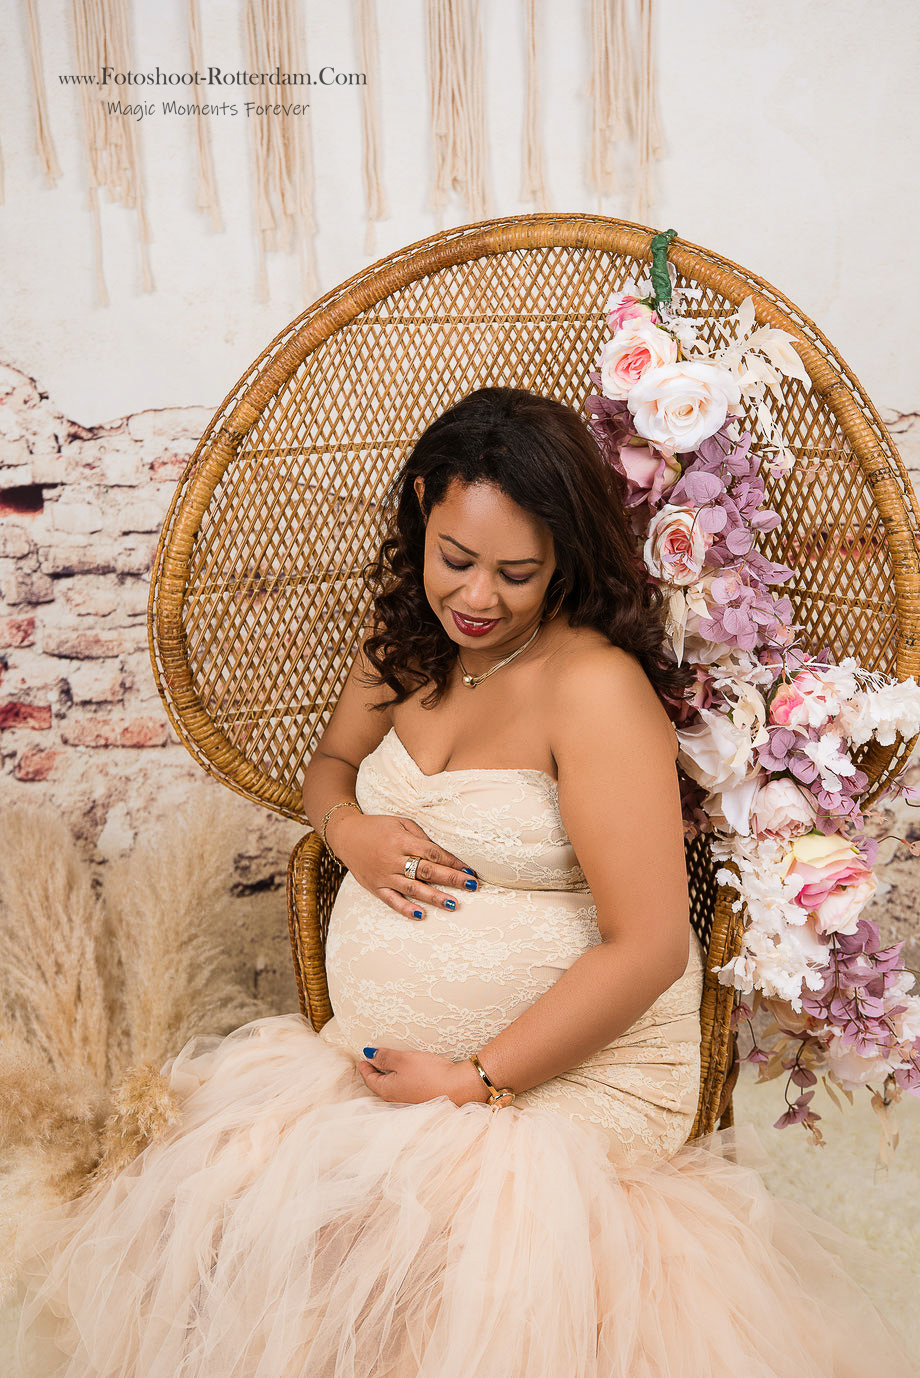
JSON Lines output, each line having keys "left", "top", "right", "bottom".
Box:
{"left": 12, "top": 727, "right": 918, "bottom": 1375}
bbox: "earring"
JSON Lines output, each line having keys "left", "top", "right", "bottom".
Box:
{"left": 542, "top": 576, "right": 566, "bottom": 622}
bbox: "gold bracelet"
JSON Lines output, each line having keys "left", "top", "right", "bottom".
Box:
{"left": 319, "top": 800, "right": 363, "bottom": 860}
{"left": 469, "top": 1051, "right": 516, "bottom": 1109}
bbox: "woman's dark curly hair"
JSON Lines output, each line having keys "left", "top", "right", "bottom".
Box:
{"left": 361, "top": 386, "right": 695, "bottom": 716}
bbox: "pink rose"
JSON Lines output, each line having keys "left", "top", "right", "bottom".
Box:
{"left": 644, "top": 504, "right": 713, "bottom": 586}
{"left": 750, "top": 779, "right": 816, "bottom": 841}
{"left": 780, "top": 832, "right": 878, "bottom": 936}
{"left": 616, "top": 441, "right": 681, "bottom": 507}
{"left": 599, "top": 321, "right": 679, "bottom": 402}
{"left": 606, "top": 292, "right": 658, "bottom": 333}
{"left": 768, "top": 681, "right": 806, "bottom": 727}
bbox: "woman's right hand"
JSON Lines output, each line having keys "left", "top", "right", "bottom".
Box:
{"left": 324, "top": 810, "right": 478, "bottom": 920}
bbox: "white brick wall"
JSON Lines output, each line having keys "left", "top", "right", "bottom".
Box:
{"left": 0, "top": 361, "right": 303, "bottom": 905}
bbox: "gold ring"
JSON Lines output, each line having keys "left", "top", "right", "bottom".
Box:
{"left": 404, "top": 855, "right": 421, "bottom": 881}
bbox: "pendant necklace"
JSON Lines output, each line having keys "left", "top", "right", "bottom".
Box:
{"left": 456, "top": 620, "right": 542, "bottom": 688}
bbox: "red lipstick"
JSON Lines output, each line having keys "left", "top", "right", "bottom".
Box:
{"left": 451, "top": 610, "right": 499, "bottom": 637}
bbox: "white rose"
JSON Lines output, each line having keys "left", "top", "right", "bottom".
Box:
{"left": 676, "top": 706, "right": 764, "bottom": 835}
{"left": 627, "top": 360, "right": 742, "bottom": 455}
{"left": 599, "top": 320, "right": 678, "bottom": 401}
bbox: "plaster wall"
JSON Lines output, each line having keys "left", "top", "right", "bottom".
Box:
{"left": 0, "top": 0, "right": 916, "bottom": 422}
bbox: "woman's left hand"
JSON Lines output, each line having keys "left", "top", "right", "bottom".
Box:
{"left": 358, "top": 1047, "right": 491, "bottom": 1107}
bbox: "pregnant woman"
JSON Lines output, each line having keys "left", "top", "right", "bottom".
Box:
{"left": 13, "top": 388, "right": 916, "bottom": 1375}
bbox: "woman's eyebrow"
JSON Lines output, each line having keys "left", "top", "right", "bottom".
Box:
{"left": 439, "top": 533, "right": 544, "bottom": 565}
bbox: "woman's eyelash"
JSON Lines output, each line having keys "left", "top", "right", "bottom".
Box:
{"left": 440, "top": 555, "right": 533, "bottom": 585}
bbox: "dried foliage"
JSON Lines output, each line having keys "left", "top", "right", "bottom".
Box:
{"left": 92, "top": 1061, "right": 181, "bottom": 1184}
{"left": 102, "top": 794, "right": 262, "bottom": 1073}
{"left": 0, "top": 783, "right": 268, "bottom": 1298}
{"left": 0, "top": 808, "right": 109, "bottom": 1085}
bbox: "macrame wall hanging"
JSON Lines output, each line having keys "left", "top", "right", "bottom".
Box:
{"left": 426, "top": 0, "right": 490, "bottom": 222}
{"left": 244, "top": 0, "right": 317, "bottom": 302}
{"left": 71, "top": 0, "right": 154, "bottom": 306}
{"left": 25, "top": 0, "right": 62, "bottom": 192}
{"left": 520, "top": 0, "right": 548, "bottom": 208}
{"left": 634, "top": 0, "right": 663, "bottom": 222}
{"left": 188, "top": 0, "right": 222, "bottom": 232}
{"left": 353, "top": 0, "right": 389, "bottom": 256}
{"left": 16, "top": 2, "right": 665, "bottom": 300}
{"left": 587, "top": 0, "right": 662, "bottom": 221}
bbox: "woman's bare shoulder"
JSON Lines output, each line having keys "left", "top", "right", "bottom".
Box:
{"left": 543, "top": 626, "right": 678, "bottom": 761}
{"left": 542, "top": 620, "right": 638, "bottom": 684}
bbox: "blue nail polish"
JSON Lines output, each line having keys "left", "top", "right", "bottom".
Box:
{"left": 464, "top": 878, "right": 478, "bottom": 890}
{"left": 363, "top": 1046, "right": 377, "bottom": 1059}
{"left": 413, "top": 908, "right": 423, "bottom": 918}
{"left": 462, "top": 867, "right": 476, "bottom": 875}
{"left": 444, "top": 898, "right": 457, "bottom": 910}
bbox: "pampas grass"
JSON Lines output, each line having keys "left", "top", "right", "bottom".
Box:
{"left": 0, "top": 782, "right": 270, "bottom": 1299}
{"left": 93, "top": 1061, "right": 181, "bottom": 1182}
{"left": 0, "top": 809, "right": 109, "bottom": 1084}
{"left": 101, "top": 800, "right": 263, "bottom": 1073}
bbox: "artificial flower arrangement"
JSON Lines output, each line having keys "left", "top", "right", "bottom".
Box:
{"left": 585, "top": 229, "right": 920, "bottom": 1152}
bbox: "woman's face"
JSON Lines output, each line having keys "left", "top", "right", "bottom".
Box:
{"left": 413, "top": 476, "right": 557, "bottom": 652}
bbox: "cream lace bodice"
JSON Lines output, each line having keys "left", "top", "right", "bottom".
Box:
{"left": 320, "top": 726, "right": 704, "bottom": 1161}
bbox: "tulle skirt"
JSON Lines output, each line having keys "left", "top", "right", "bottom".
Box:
{"left": 11, "top": 1012, "right": 918, "bottom": 1377}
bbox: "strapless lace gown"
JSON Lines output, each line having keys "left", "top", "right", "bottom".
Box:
{"left": 11, "top": 726, "right": 917, "bottom": 1376}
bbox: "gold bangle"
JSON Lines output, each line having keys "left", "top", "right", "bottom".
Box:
{"left": 469, "top": 1051, "right": 516, "bottom": 1109}
{"left": 319, "top": 800, "right": 363, "bottom": 860}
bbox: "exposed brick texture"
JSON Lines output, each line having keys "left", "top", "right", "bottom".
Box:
{"left": 0, "top": 614, "right": 36, "bottom": 647}
{"left": 0, "top": 701, "right": 52, "bottom": 730}
{"left": 14, "top": 745, "right": 59, "bottom": 780}
{"left": 44, "top": 627, "right": 143, "bottom": 659}
{"left": 66, "top": 664, "right": 129, "bottom": 704}
{"left": 1, "top": 566, "right": 54, "bottom": 605}
{"left": 61, "top": 716, "right": 169, "bottom": 748}
{"left": 119, "top": 716, "right": 170, "bottom": 747}
{"left": 152, "top": 453, "right": 190, "bottom": 482}
{"left": 0, "top": 360, "right": 214, "bottom": 861}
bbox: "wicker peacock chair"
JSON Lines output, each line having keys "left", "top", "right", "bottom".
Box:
{"left": 147, "top": 214, "right": 920, "bottom": 1141}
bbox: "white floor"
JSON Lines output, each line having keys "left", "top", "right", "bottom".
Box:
{"left": 733, "top": 1069, "right": 920, "bottom": 1356}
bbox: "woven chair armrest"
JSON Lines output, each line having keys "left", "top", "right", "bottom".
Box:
{"left": 286, "top": 830, "right": 345, "bottom": 1032}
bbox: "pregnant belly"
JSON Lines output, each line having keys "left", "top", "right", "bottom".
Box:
{"left": 324, "top": 871, "right": 602, "bottom": 1058}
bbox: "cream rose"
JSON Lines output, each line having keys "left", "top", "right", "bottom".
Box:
{"left": 779, "top": 831, "right": 878, "bottom": 936}
{"left": 627, "top": 360, "right": 742, "bottom": 455}
{"left": 675, "top": 707, "right": 763, "bottom": 834}
{"left": 644, "top": 503, "right": 712, "bottom": 586}
{"left": 599, "top": 321, "right": 679, "bottom": 402}
{"left": 750, "top": 779, "right": 817, "bottom": 841}
{"left": 824, "top": 1035, "right": 894, "bottom": 1090}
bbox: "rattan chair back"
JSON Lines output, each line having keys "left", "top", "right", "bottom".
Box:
{"left": 148, "top": 214, "right": 920, "bottom": 1140}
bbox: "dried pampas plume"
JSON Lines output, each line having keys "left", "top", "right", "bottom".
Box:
{"left": 102, "top": 789, "right": 264, "bottom": 1073}
{"left": 0, "top": 784, "right": 269, "bottom": 1296}
{"left": 0, "top": 807, "right": 109, "bottom": 1085}
{"left": 92, "top": 1062, "right": 181, "bottom": 1185}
